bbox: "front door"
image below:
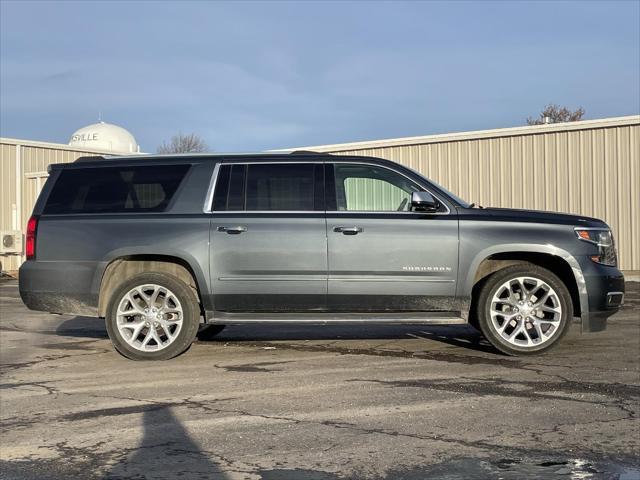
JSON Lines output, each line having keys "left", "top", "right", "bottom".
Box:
{"left": 209, "top": 161, "right": 327, "bottom": 311}
{"left": 326, "top": 162, "right": 459, "bottom": 311}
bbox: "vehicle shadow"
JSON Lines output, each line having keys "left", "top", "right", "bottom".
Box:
{"left": 55, "top": 316, "right": 109, "bottom": 339}
{"left": 104, "top": 406, "right": 229, "bottom": 479}
{"left": 56, "top": 317, "right": 497, "bottom": 354}
{"left": 216, "top": 323, "right": 495, "bottom": 352}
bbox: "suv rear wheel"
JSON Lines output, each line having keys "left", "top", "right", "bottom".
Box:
{"left": 476, "top": 265, "right": 573, "bottom": 355}
{"left": 106, "top": 273, "right": 200, "bottom": 360}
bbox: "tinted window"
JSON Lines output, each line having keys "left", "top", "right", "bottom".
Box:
{"left": 246, "top": 164, "right": 316, "bottom": 211}
{"left": 334, "top": 164, "right": 420, "bottom": 212}
{"left": 213, "top": 163, "right": 320, "bottom": 211}
{"left": 212, "top": 164, "right": 246, "bottom": 211}
{"left": 44, "top": 165, "right": 190, "bottom": 214}
{"left": 212, "top": 165, "right": 231, "bottom": 211}
{"left": 228, "top": 165, "right": 247, "bottom": 210}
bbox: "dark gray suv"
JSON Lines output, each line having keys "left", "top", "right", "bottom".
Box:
{"left": 19, "top": 153, "right": 625, "bottom": 360}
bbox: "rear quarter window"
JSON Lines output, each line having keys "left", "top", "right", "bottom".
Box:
{"left": 44, "top": 165, "right": 190, "bottom": 214}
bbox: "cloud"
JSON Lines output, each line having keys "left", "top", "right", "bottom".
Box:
{"left": 43, "top": 69, "right": 80, "bottom": 81}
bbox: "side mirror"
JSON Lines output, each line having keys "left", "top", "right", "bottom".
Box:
{"left": 411, "top": 191, "right": 439, "bottom": 212}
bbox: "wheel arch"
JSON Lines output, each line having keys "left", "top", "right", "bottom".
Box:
{"left": 472, "top": 252, "right": 580, "bottom": 316}
{"left": 97, "top": 255, "right": 207, "bottom": 318}
{"left": 464, "top": 246, "right": 588, "bottom": 325}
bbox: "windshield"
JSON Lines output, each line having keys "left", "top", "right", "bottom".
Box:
{"left": 405, "top": 165, "right": 471, "bottom": 208}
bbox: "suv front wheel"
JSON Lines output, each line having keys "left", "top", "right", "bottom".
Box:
{"left": 106, "top": 273, "right": 200, "bottom": 360}
{"left": 476, "top": 265, "right": 573, "bottom": 355}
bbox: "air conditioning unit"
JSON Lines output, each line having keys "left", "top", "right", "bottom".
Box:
{"left": 0, "top": 231, "right": 22, "bottom": 255}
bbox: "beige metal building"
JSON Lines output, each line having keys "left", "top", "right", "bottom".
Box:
{"left": 0, "top": 138, "right": 113, "bottom": 272}
{"left": 1, "top": 115, "right": 639, "bottom": 274}
{"left": 279, "top": 115, "right": 640, "bottom": 273}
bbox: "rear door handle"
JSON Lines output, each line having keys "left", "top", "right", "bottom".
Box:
{"left": 217, "top": 226, "right": 247, "bottom": 234}
{"left": 333, "top": 226, "right": 363, "bottom": 235}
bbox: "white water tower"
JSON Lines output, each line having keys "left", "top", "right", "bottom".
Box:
{"left": 68, "top": 121, "right": 140, "bottom": 154}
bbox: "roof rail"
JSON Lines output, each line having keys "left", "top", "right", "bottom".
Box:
{"left": 74, "top": 155, "right": 106, "bottom": 163}
{"left": 289, "top": 150, "right": 332, "bottom": 156}
{"left": 70, "top": 151, "right": 331, "bottom": 163}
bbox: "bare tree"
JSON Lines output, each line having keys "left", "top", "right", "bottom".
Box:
{"left": 527, "top": 104, "right": 585, "bottom": 125}
{"left": 157, "top": 133, "right": 209, "bottom": 154}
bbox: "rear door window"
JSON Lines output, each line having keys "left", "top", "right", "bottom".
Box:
{"left": 44, "top": 165, "right": 190, "bottom": 214}
{"left": 212, "top": 163, "right": 323, "bottom": 211}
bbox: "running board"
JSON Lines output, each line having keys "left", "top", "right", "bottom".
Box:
{"left": 207, "top": 311, "right": 466, "bottom": 325}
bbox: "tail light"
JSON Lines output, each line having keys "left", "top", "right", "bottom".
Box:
{"left": 26, "top": 215, "right": 38, "bottom": 260}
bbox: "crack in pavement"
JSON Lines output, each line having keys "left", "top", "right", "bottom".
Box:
{"left": 0, "top": 380, "right": 59, "bottom": 395}
{"left": 4, "top": 386, "right": 639, "bottom": 478}
{"left": 1, "top": 411, "right": 46, "bottom": 430}
{"left": 226, "top": 339, "right": 638, "bottom": 378}
{"left": 0, "top": 348, "right": 112, "bottom": 375}
{"left": 72, "top": 391, "right": 637, "bottom": 465}
{"left": 0, "top": 353, "right": 77, "bottom": 374}
{"left": 346, "top": 376, "right": 639, "bottom": 412}
{"left": 231, "top": 340, "right": 523, "bottom": 367}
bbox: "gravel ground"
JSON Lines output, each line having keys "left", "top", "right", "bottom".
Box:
{"left": 1, "top": 279, "right": 639, "bottom": 479}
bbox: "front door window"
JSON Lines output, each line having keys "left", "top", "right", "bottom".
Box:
{"left": 334, "top": 164, "right": 421, "bottom": 212}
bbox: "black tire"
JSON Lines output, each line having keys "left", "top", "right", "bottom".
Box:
{"left": 197, "top": 324, "right": 226, "bottom": 341}
{"left": 476, "top": 265, "right": 573, "bottom": 356}
{"left": 106, "top": 272, "right": 200, "bottom": 360}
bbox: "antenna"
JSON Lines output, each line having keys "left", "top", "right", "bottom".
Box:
{"left": 98, "top": 111, "right": 103, "bottom": 123}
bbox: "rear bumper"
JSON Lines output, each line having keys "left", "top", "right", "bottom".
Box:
{"left": 19, "top": 260, "right": 100, "bottom": 316}
{"left": 579, "top": 259, "right": 625, "bottom": 333}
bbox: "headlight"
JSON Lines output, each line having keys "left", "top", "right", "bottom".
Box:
{"left": 575, "top": 228, "right": 617, "bottom": 267}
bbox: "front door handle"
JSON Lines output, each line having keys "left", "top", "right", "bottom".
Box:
{"left": 217, "top": 226, "right": 247, "bottom": 234}
{"left": 333, "top": 226, "right": 363, "bottom": 235}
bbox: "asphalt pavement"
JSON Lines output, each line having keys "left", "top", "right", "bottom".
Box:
{"left": 1, "top": 278, "right": 639, "bottom": 479}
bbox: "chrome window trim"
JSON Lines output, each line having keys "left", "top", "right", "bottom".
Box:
{"left": 207, "top": 211, "right": 323, "bottom": 216}
{"left": 215, "top": 161, "right": 321, "bottom": 165}
{"left": 209, "top": 211, "right": 451, "bottom": 215}
{"left": 202, "top": 162, "right": 221, "bottom": 213}
{"left": 203, "top": 160, "right": 451, "bottom": 215}
{"left": 325, "top": 210, "right": 450, "bottom": 216}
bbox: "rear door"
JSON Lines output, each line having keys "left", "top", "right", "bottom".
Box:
{"left": 208, "top": 161, "right": 327, "bottom": 311}
{"left": 326, "top": 161, "right": 459, "bottom": 311}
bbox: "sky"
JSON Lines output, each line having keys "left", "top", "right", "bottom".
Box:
{"left": 1, "top": 0, "right": 639, "bottom": 152}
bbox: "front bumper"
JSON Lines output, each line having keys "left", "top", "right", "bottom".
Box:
{"left": 579, "top": 258, "right": 625, "bottom": 333}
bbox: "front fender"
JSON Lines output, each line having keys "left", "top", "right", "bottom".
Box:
{"left": 463, "top": 244, "right": 589, "bottom": 330}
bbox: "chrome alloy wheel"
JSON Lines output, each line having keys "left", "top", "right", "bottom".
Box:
{"left": 116, "top": 284, "right": 184, "bottom": 352}
{"left": 489, "top": 276, "right": 563, "bottom": 348}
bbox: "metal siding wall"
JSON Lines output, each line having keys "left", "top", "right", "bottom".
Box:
{"left": 0, "top": 144, "right": 18, "bottom": 271}
{"left": 0, "top": 144, "right": 17, "bottom": 231}
{"left": 0, "top": 140, "right": 107, "bottom": 271}
{"left": 20, "top": 145, "right": 91, "bottom": 231}
{"left": 329, "top": 123, "right": 640, "bottom": 271}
